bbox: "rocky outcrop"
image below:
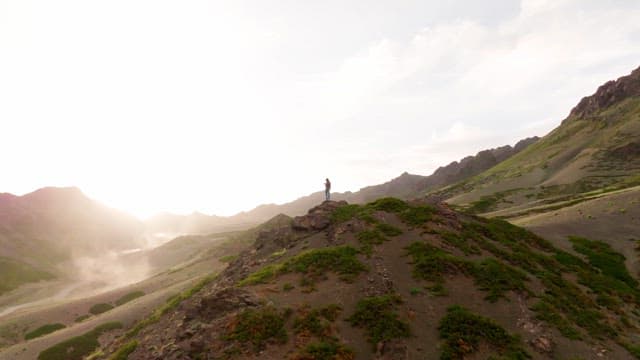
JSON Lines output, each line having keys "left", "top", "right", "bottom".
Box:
{"left": 291, "top": 200, "right": 347, "bottom": 231}
{"left": 186, "top": 287, "right": 259, "bottom": 322}
{"left": 569, "top": 65, "right": 640, "bottom": 120}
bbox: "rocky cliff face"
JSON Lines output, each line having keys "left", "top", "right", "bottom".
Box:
{"left": 569, "top": 65, "right": 640, "bottom": 120}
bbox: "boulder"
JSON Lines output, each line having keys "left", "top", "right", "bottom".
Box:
{"left": 291, "top": 200, "right": 348, "bottom": 231}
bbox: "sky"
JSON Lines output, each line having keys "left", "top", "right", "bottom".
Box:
{"left": 1, "top": 0, "right": 640, "bottom": 218}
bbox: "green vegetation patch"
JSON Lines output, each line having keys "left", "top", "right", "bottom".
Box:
{"left": 532, "top": 272, "right": 616, "bottom": 340}
{"left": 38, "top": 322, "right": 122, "bottom": 360}
{"left": 569, "top": 236, "right": 639, "bottom": 290}
{"left": 219, "top": 255, "right": 238, "bottom": 263}
{"left": 472, "top": 259, "right": 530, "bottom": 302}
{"left": 438, "top": 305, "right": 530, "bottom": 360}
{"left": 438, "top": 230, "right": 481, "bottom": 255}
{"left": 347, "top": 294, "right": 410, "bottom": 345}
{"left": 115, "top": 291, "right": 145, "bottom": 306}
{"left": 0, "top": 257, "right": 54, "bottom": 295}
{"left": 367, "top": 197, "right": 411, "bottom": 213}
{"left": 75, "top": 314, "right": 91, "bottom": 323}
{"left": 331, "top": 204, "right": 366, "bottom": 223}
{"left": 406, "top": 242, "right": 473, "bottom": 283}
{"left": 292, "top": 341, "right": 355, "bottom": 360}
{"left": 357, "top": 229, "right": 387, "bottom": 254}
{"left": 108, "top": 340, "right": 138, "bottom": 360}
{"left": 398, "top": 205, "right": 436, "bottom": 226}
{"left": 226, "top": 306, "right": 290, "bottom": 351}
{"left": 331, "top": 197, "right": 435, "bottom": 227}
{"left": 376, "top": 223, "right": 403, "bottom": 236}
{"left": 25, "top": 323, "right": 66, "bottom": 340}
{"left": 240, "top": 246, "right": 367, "bottom": 286}
{"left": 294, "top": 304, "right": 342, "bottom": 338}
{"left": 89, "top": 303, "right": 114, "bottom": 315}
{"left": 407, "top": 242, "right": 530, "bottom": 302}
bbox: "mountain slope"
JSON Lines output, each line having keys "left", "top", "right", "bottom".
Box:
{"left": 0, "top": 187, "right": 144, "bottom": 274}
{"left": 440, "top": 65, "right": 640, "bottom": 214}
{"left": 95, "top": 199, "right": 640, "bottom": 360}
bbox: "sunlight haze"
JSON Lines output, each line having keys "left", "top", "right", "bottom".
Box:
{"left": 2, "top": 0, "right": 640, "bottom": 218}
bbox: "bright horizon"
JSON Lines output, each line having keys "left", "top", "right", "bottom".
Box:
{"left": 2, "top": 0, "right": 640, "bottom": 218}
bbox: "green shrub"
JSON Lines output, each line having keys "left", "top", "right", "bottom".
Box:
{"left": 25, "top": 323, "right": 66, "bottom": 340}
{"left": 108, "top": 340, "right": 137, "bottom": 360}
{"left": 347, "top": 295, "right": 410, "bottom": 345}
{"left": 226, "top": 306, "right": 289, "bottom": 350}
{"left": 293, "top": 341, "right": 355, "bottom": 360}
{"left": 293, "top": 304, "right": 341, "bottom": 338}
{"left": 115, "top": 291, "right": 145, "bottom": 306}
{"left": 75, "top": 314, "right": 90, "bottom": 323}
{"left": 357, "top": 229, "right": 387, "bottom": 254}
{"left": 240, "top": 246, "right": 367, "bottom": 286}
{"left": 38, "top": 322, "right": 122, "bottom": 360}
{"left": 438, "top": 231, "right": 480, "bottom": 255}
{"left": 283, "top": 283, "right": 294, "bottom": 291}
{"left": 89, "top": 303, "right": 114, "bottom": 315}
{"left": 330, "top": 204, "right": 365, "bottom": 223}
{"left": 438, "top": 306, "right": 530, "bottom": 360}
{"left": 367, "top": 197, "right": 410, "bottom": 213}
{"left": 398, "top": 205, "right": 435, "bottom": 226}
{"left": 472, "top": 259, "right": 529, "bottom": 302}
{"left": 239, "top": 264, "right": 283, "bottom": 285}
{"left": 406, "top": 242, "right": 473, "bottom": 283}
{"left": 569, "top": 236, "right": 638, "bottom": 288}
{"left": 376, "top": 223, "right": 403, "bottom": 236}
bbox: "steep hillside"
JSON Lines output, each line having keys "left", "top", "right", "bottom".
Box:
{"left": 93, "top": 199, "right": 640, "bottom": 360}
{"left": 440, "top": 65, "right": 640, "bottom": 215}
{"left": 229, "top": 137, "right": 538, "bottom": 224}
{"left": 0, "top": 187, "right": 144, "bottom": 285}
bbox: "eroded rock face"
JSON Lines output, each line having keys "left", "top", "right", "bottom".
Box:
{"left": 291, "top": 200, "right": 348, "bottom": 231}
{"left": 569, "top": 65, "right": 640, "bottom": 120}
{"left": 186, "top": 287, "right": 259, "bottom": 321}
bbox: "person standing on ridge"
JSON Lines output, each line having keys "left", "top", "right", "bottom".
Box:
{"left": 325, "top": 178, "right": 331, "bottom": 201}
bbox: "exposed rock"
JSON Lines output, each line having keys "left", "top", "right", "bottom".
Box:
{"left": 185, "top": 287, "right": 259, "bottom": 321}
{"left": 291, "top": 200, "right": 348, "bottom": 231}
{"left": 530, "top": 335, "right": 554, "bottom": 355}
{"left": 569, "top": 65, "right": 640, "bottom": 120}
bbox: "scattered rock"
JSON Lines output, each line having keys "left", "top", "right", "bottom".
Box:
{"left": 530, "top": 335, "right": 554, "bottom": 355}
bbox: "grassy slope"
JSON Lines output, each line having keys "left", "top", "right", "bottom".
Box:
{"left": 0, "top": 257, "right": 54, "bottom": 296}
{"left": 443, "top": 97, "right": 640, "bottom": 211}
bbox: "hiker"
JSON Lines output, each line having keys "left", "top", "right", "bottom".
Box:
{"left": 325, "top": 178, "right": 331, "bottom": 201}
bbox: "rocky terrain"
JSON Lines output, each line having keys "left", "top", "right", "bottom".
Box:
{"left": 91, "top": 199, "right": 640, "bottom": 360}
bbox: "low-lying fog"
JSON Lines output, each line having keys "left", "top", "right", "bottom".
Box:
{"left": 0, "top": 231, "right": 188, "bottom": 318}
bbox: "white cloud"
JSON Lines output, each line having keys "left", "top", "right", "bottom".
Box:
{"left": 1, "top": 0, "right": 639, "bottom": 216}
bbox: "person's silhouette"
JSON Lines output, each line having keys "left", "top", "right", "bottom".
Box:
{"left": 324, "top": 178, "right": 331, "bottom": 201}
